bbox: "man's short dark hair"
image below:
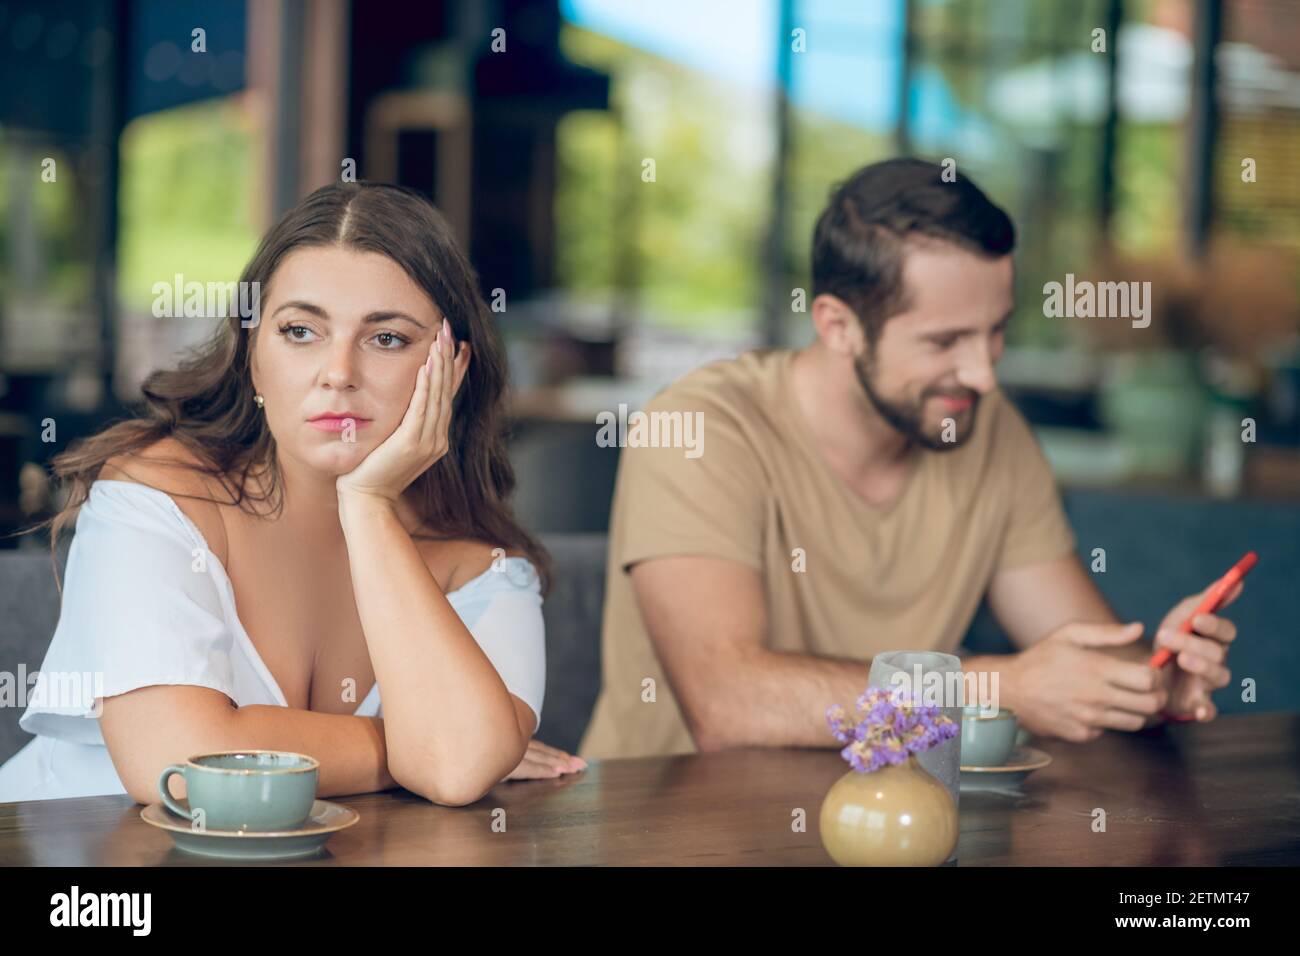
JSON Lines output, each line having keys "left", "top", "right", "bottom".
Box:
{"left": 811, "top": 157, "right": 1016, "bottom": 345}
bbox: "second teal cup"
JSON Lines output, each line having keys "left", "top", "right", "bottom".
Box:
{"left": 960, "top": 707, "right": 1019, "bottom": 767}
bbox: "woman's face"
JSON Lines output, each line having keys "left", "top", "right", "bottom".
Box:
{"left": 250, "top": 245, "right": 469, "bottom": 478}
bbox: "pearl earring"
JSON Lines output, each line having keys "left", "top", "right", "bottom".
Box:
{"left": 253, "top": 394, "right": 265, "bottom": 408}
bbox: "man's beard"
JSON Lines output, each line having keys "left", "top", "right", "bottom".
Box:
{"left": 852, "top": 349, "right": 980, "bottom": 452}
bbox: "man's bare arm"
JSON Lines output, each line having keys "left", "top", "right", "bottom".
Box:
{"left": 988, "top": 553, "right": 1155, "bottom": 666}
{"left": 983, "top": 553, "right": 1165, "bottom": 731}
{"left": 629, "top": 556, "right": 873, "bottom": 750}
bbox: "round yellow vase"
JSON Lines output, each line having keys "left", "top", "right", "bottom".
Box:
{"left": 819, "top": 755, "right": 959, "bottom": 866}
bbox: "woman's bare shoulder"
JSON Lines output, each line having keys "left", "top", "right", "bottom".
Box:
{"left": 414, "top": 537, "right": 528, "bottom": 593}
{"left": 99, "top": 437, "right": 231, "bottom": 564}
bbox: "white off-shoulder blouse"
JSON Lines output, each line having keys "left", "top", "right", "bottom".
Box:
{"left": 0, "top": 479, "right": 546, "bottom": 803}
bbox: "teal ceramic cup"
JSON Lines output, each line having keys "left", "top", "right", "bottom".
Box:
{"left": 960, "top": 707, "right": 1019, "bottom": 767}
{"left": 158, "top": 750, "right": 319, "bottom": 832}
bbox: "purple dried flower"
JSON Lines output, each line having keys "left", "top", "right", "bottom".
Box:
{"left": 826, "top": 686, "right": 957, "bottom": 773}
{"left": 826, "top": 704, "right": 854, "bottom": 744}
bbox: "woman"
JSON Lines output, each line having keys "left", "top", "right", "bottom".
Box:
{"left": 0, "top": 182, "right": 585, "bottom": 806}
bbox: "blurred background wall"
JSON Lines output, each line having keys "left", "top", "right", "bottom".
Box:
{"left": 1, "top": 0, "right": 1298, "bottom": 538}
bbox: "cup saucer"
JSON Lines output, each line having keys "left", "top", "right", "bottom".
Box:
{"left": 959, "top": 746, "right": 1052, "bottom": 792}
{"left": 141, "top": 799, "right": 359, "bottom": 860}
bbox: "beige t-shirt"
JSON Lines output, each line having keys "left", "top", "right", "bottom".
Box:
{"left": 579, "top": 347, "right": 1076, "bottom": 760}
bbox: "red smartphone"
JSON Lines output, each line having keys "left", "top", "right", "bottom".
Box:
{"left": 1149, "top": 551, "right": 1258, "bottom": 670}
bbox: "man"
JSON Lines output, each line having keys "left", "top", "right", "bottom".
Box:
{"left": 579, "top": 157, "right": 1241, "bottom": 760}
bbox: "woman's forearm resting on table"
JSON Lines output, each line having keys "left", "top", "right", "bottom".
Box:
{"left": 105, "top": 690, "right": 395, "bottom": 806}
{"left": 232, "top": 706, "right": 396, "bottom": 798}
{"left": 338, "top": 491, "right": 527, "bottom": 806}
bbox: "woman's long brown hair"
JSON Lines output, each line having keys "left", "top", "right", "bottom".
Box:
{"left": 19, "top": 181, "right": 551, "bottom": 596}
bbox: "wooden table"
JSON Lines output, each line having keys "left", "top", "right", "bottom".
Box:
{"left": 2, "top": 712, "right": 1297, "bottom": 866}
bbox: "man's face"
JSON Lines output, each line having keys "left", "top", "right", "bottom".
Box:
{"left": 852, "top": 241, "right": 1014, "bottom": 451}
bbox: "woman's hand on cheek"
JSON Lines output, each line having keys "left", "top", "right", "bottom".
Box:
{"left": 336, "top": 317, "right": 461, "bottom": 505}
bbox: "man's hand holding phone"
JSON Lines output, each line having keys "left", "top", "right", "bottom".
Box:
{"left": 1008, "top": 562, "right": 1248, "bottom": 740}
{"left": 1151, "top": 579, "right": 1244, "bottom": 723}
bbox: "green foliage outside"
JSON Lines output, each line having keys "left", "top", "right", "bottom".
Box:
{"left": 117, "top": 96, "right": 260, "bottom": 312}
